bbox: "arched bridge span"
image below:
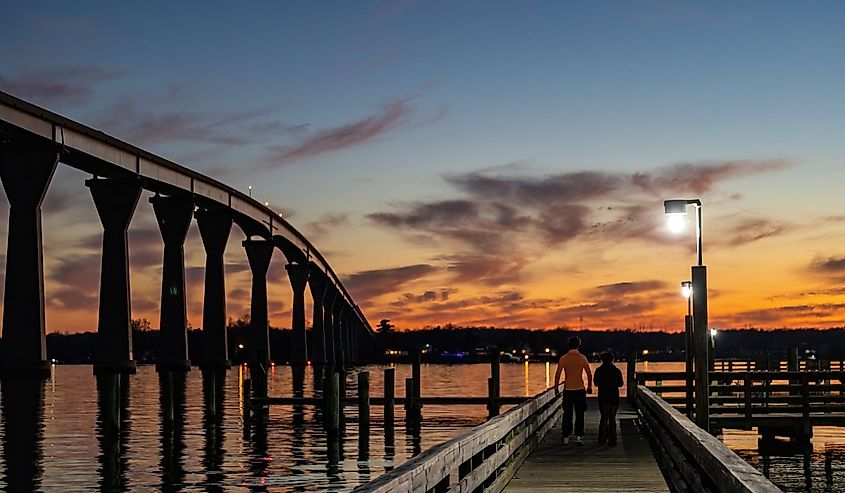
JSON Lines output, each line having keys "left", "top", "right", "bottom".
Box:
{"left": 0, "top": 90, "right": 375, "bottom": 376}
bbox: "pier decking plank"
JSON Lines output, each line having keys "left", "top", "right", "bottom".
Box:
{"left": 503, "top": 400, "right": 669, "bottom": 492}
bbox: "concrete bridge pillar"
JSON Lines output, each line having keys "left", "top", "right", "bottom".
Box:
{"left": 195, "top": 208, "right": 232, "bottom": 369}
{"left": 307, "top": 267, "right": 327, "bottom": 365}
{"left": 87, "top": 178, "right": 142, "bottom": 374}
{"left": 0, "top": 149, "right": 58, "bottom": 376}
{"left": 332, "top": 300, "right": 346, "bottom": 368}
{"left": 243, "top": 239, "right": 274, "bottom": 366}
{"left": 151, "top": 195, "right": 194, "bottom": 372}
{"left": 286, "top": 263, "right": 309, "bottom": 365}
{"left": 323, "top": 288, "right": 338, "bottom": 365}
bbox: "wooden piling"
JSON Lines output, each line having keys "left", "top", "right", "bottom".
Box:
{"left": 358, "top": 371, "right": 370, "bottom": 433}
{"left": 627, "top": 351, "right": 637, "bottom": 405}
{"left": 487, "top": 377, "right": 499, "bottom": 418}
{"left": 243, "top": 378, "right": 252, "bottom": 418}
{"left": 326, "top": 372, "right": 340, "bottom": 436}
{"left": 384, "top": 368, "right": 395, "bottom": 429}
{"left": 412, "top": 350, "right": 421, "bottom": 407}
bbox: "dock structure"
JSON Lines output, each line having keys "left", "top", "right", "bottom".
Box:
{"left": 354, "top": 384, "right": 779, "bottom": 493}
{"left": 503, "top": 401, "right": 669, "bottom": 493}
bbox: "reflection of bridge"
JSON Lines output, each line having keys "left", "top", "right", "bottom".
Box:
{"left": 0, "top": 90, "right": 376, "bottom": 376}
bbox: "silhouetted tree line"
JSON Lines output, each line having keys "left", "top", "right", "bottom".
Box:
{"left": 47, "top": 316, "right": 296, "bottom": 365}
{"left": 381, "top": 326, "right": 845, "bottom": 361}
{"left": 45, "top": 323, "right": 845, "bottom": 364}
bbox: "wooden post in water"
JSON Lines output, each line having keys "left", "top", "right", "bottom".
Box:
{"left": 326, "top": 372, "right": 340, "bottom": 437}
{"left": 384, "top": 367, "right": 395, "bottom": 440}
{"left": 789, "top": 346, "right": 800, "bottom": 399}
{"left": 412, "top": 350, "right": 421, "bottom": 405}
{"left": 384, "top": 367, "right": 395, "bottom": 419}
{"left": 404, "top": 377, "right": 418, "bottom": 429}
{"left": 488, "top": 349, "right": 500, "bottom": 418}
{"left": 627, "top": 350, "right": 637, "bottom": 405}
{"left": 358, "top": 371, "right": 370, "bottom": 434}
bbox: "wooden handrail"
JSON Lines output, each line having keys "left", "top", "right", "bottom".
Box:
{"left": 354, "top": 388, "right": 561, "bottom": 493}
{"left": 636, "top": 386, "right": 780, "bottom": 493}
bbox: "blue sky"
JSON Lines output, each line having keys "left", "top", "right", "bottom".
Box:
{"left": 4, "top": 1, "right": 845, "bottom": 331}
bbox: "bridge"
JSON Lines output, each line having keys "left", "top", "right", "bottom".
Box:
{"left": 0, "top": 89, "right": 376, "bottom": 383}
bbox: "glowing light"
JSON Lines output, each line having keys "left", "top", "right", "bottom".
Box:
{"left": 681, "top": 281, "right": 692, "bottom": 299}
{"left": 524, "top": 354, "right": 529, "bottom": 360}
{"left": 238, "top": 344, "right": 244, "bottom": 349}
{"left": 710, "top": 328, "right": 718, "bottom": 338}
{"left": 666, "top": 213, "right": 686, "bottom": 233}
{"left": 642, "top": 349, "right": 649, "bottom": 355}
{"left": 544, "top": 348, "right": 550, "bottom": 353}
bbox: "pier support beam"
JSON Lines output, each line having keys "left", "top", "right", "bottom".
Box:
{"left": 692, "top": 265, "right": 710, "bottom": 432}
{"left": 87, "top": 178, "right": 142, "bottom": 374}
{"left": 244, "top": 239, "right": 274, "bottom": 366}
{"left": 286, "top": 263, "right": 309, "bottom": 365}
{"left": 196, "top": 208, "right": 232, "bottom": 369}
{"left": 307, "top": 266, "right": 328, "bottom": 365}
{"left": 0, "top": 150, "right": 57, "bottom": 376}
{"left": 151, "top": 195, "right": 194, "bottom": 372}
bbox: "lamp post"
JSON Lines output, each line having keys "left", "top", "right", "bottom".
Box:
{"left": 681, "top": 280, "right": 694, "bottom": 417}
{"left": 664, "top": 198, "right": 709, "bottom": 431}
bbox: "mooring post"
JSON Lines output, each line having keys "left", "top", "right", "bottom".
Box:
{"left": 627, "top": 350, "right": 637, "bottom": 406}
{"left": 242, "top": 378, "right": 252, "bottom": 419}
{"left": 404, "top": 377, "right": 418, "bottom": 428}
{"left": 384, "top": 368, "right": 395, "bottom": 430}
{"left": 358, "top": 371, "right": 370, "bottom": 435}
{"left": 412, "top": 350, "right": 422, "bottom": 419}
{"left": 801, "top": 373, "right": 811, "bottom": 437}
{"left": 488, "top": 349, "right": 501, "bottom": 417}
{"left": 326, "top": 372, "right": 340, "bottom": 437}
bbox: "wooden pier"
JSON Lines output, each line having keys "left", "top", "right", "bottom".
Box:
{"left": 503, "top": 400, "right": 669, "bottom": 492}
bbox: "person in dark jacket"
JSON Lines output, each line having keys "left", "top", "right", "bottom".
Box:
{"left": 594, "top": 351, "right": 623, "bottom": 446}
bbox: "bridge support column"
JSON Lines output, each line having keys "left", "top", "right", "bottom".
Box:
{"left": 286, "top": 263, "right": 309, "bottom": 365}
{"left": 332, "top": 301, "right": 346, "bottom": 369}
{"left": 323, "top": 289, "right": 338, "bottom": 365}
{"left": 87, "top": 178, "right": 142, "bottom": 374}
{"left": 692, "top": 265, "right": 709, "bottom": 432}
{"left": 244, "top": 239, "right": 274, "bottom": 367}
{"left": 0, "top": 149, "right": 58, "bottom": 376}
{"left": 307, "top": 268, "right": 327, "bottom": 365}
{"left": 196, "top": 208, "right": 232, "bottom": 369}
{"left": 151, "top": 195, "right": 194, "bottom": 372}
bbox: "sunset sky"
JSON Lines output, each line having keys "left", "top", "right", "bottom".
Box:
{"left": 3, "top": 1, "right": 845, "bottom": 332}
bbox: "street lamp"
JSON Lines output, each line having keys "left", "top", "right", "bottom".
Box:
{"left": 680, "top": 280, "right": 692, "bottom": 300}
{"left": 664, "top": 199, "right": 703, "bottom": 266}
{"left": 248, "top": 185, "right": 253, "bottom": 198}
{"left": 664, "top": 197, "right": 709, "bottom": 431}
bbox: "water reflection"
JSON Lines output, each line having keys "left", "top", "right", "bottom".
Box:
{"left": 202, "top": 369, "right": 226, "bottom": 492}
{"left": 159, "top": 371, "right": 187, "bottom": 492}
{"left": 96, "top": 372, "right": 130, "bottom": 492}
{"left": 1, "top": 376, "right": 45, "bottom": 491}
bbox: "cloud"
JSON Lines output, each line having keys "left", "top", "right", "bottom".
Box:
{"left": 591, "top": 280, "right": 668, "bottom": 297}
{"left": 344, "top": 264, "right": 437, "bottom": 302}
{"left": 810, "top": 255, "right": 845, "bottom": 273}
{"left": 0, "top": 65, "right": 124, "bottom": 106}
{"left": 306, "top": 213, "right": 350, "bottom": 238}
{"left": 96, "top": 90, "right": 281, "bottom": 147}
{"left": 724, "top": 218, "right": 791, "bottom": 246}
{"left": 441, "top": 253, "right": 529, "bottom": 286}
{"left": 267, "top": 97, "right": 414, "bottom": 165}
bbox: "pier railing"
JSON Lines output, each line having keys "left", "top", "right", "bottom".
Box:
{"left": 353, "top": 388, "right": 561, "bottom": 493}
{"left": 636, "top": 386, "right": 781, "bottom": 493}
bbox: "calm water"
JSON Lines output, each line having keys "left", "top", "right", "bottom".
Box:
{"left": 0, "top": 362, "right": 843, "bottom": 491}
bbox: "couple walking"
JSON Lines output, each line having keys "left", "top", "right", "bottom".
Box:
{"left": 552, "top": 336, "right": 623, "bottom": 446}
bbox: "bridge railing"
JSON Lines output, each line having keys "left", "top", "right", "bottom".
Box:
{"left": 636, "top": 386, "right": 781, "bottom": 493}
{"left": 353, "top": 389, "right": 561, "bottom": 493}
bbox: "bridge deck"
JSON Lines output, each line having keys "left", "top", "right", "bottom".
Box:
{"left": 504, "top": 400, "right": 669, "bottom": 492}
